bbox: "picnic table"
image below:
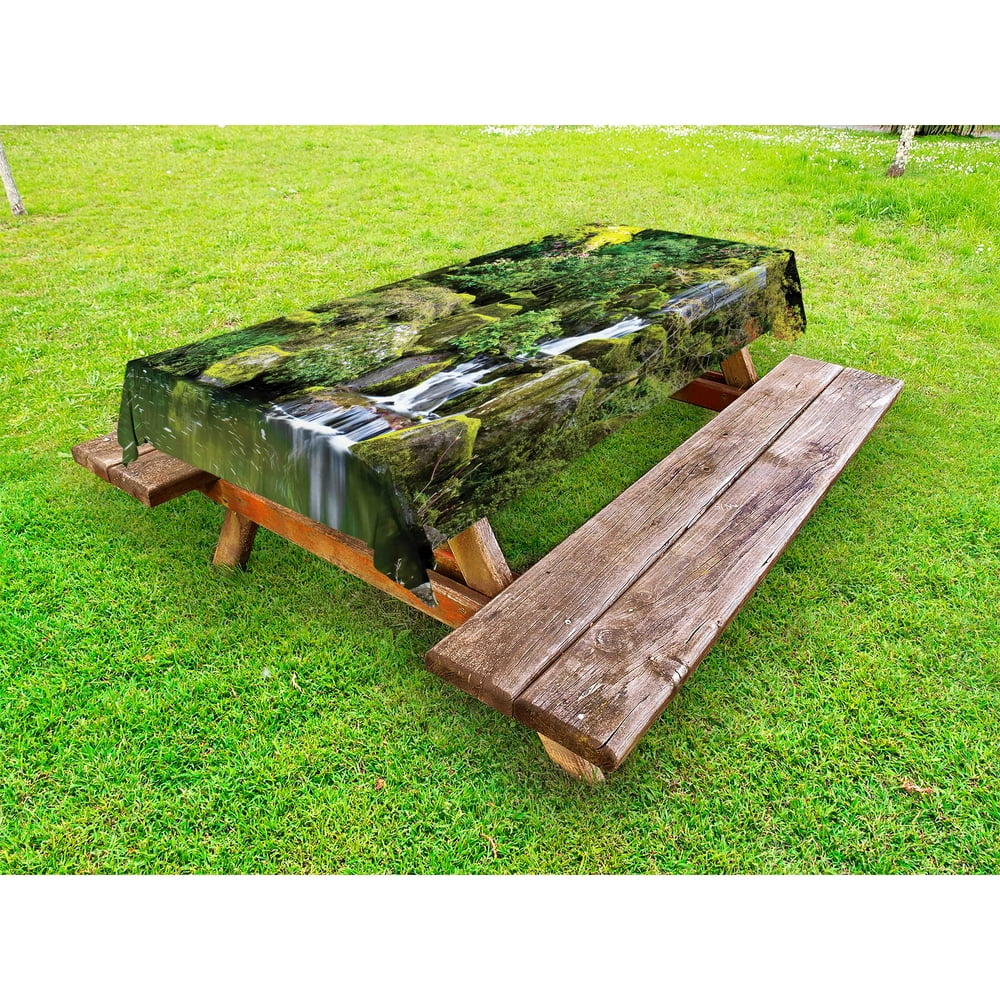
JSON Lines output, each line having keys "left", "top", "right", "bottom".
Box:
{"left": 114, "top": 224, "right": 806, "bottom": 599}
{"left": 75, "top": 224, "right": 902, "bottom": 780}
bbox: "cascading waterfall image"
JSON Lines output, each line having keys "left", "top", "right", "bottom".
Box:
{"left": 118, "top": 225, "right": 805, "bottom": 594}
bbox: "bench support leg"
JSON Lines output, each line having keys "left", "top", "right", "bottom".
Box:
{"left": 539, "top": 734, "right": 605, "bottom": 783}
{"left": 448, "top": 518, "right": 514, "bottom": 597}
{"left": 202, "top": 479, "right": 488, "bottom": 627}
{"left": 721, "top": 346, "right": 759, "bottom": 389}
{"left": 670, "top": 347, "right": 759, "bottom": 412}
{"left": 213, "top": 509, "right": 259, "bottom": 569}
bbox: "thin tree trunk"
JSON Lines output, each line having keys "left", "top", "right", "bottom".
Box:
{"left": 0, "top": 141, "right": 27, "bottom": 215}
{"left": 886, "top": 126, "right": 917, "bottom": 178}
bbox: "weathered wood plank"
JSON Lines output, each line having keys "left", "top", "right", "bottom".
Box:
{"left": 448, "top": 518, "right": 514, "bottom": 597}
{"left": 427, "top": 571, "right": 490, "bottom": 628}
{"left": 425, "top": 355, "right": 843, "bottom": 714}
{"left": 515, "top": 366, "right": 904, "bottom": 770}
{"left": 721, "top": 347, "right": 759, "bottom": 389}
{"left": 201, "top": 479, "right": 489, "bottom": 628}
{"left": 71, "top": 433, "right": 154, "bottom": 482}
{"left": 106, "top": 449, "right": 217, "bottom": 506}
{"left": 213, "top": 509, "right": 259, "bottom": 569}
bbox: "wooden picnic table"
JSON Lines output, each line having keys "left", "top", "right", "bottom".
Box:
{"left": 74, "top": 225, "right": 903, "bottom": 780}
{"left": 114, "top": 224, "right": 806, "bottom": 600}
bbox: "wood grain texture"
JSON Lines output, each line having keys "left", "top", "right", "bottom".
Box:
{"left": 448, "top": 518, "right": 514, "bottom": 597}
{"left": 539, "top": 734, "right": 605, "bottom": 782}
{"left": 74, "top": 431, "right": 488, "bottom": 624}
{"left": 105, "top": 449, "right": 217, "bottom": 506}
{"left": 425, "top": 355, "right": 843, "bottom": 714}
{"left": 71, "top": 433, "right": 154, "bottom": 482}
{"left": 427, "top": 571, "right": 490, "bottom": 626}
{"left": 201, "top": 479, "right": 489, "bottom": 627}
{"left": 515, "top": 365, "right": 903, "bottom": 770}
{"left": 721, "top": 347, "right": 759, "bottom": 389}
{"left": 213, "top": 509, "right": 259, "bottom": 569}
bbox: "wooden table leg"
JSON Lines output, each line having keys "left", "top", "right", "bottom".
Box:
{"left": 670, "top": 346, "right": 759, "bottom": 412}
{"left": 202, "top": 479, "right": 488, "bottom": 627}
{"left": 213, "top": 509, "right": 259, "bottom": 569}
{"left": 539, "top": 735, "right": 605, "bottom": 783}
{"left": 448, "top": 518, "right": 514, "bottom": 597}
{"left": 721, "top": 346, "right": 758, "bottom": 389}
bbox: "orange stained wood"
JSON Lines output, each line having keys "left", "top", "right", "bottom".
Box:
{"left": 212, "top": 509, "right": 259, "bottom": 570}
{"left": 669, "top": 372, "right": 745, "bottom": 411}
{"left": 201, "top": 478, "right": 488, "bottom": 628}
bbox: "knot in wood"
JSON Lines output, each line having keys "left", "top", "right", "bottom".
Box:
{"left": 594, "top": 627, "right": 626, "bottom": 651}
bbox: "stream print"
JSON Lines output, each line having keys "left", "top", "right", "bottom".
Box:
{"left": 119, "top": 224, "right": 806, "bottom": 597}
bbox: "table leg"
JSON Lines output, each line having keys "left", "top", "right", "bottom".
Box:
{"left": 212, "top": 508, "right": 259, "bottom": 569}
{"left": 721, "top": 346, "right": 759, "bottom": 389}
{"left": 670, "top": 346, "right": 759, "bottom": 411}
{"left": 538, "top": 734, "right": 605, "bottom": 783}
{"left": 448, "top": 518, "right": 514, "bottom": 598}
{"left": 201, "top": 479, "right": 488, "bottom": 627}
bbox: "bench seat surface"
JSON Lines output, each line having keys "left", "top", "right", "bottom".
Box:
{"left": 71, "top": 433, "right": 216, "bottom": 506}
{"left": 425, "top": 355, "right": 903, "bottom": 771}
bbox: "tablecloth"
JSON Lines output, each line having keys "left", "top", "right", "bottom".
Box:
{"left": 118, "top": 224, "right": 806, "bottom": 600}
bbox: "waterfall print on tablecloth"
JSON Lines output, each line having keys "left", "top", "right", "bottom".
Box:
{"left": 118, "top": 224, "right": 806, "bottom": 599}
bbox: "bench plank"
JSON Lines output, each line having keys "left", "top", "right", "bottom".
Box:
{"left": 106, "top": 449, "right": 218, "bottom": 507}
{"left": 514, "top": 365, "right": 903, "bottom": 770}
{"left": 425, "top": 354, "right": 843, "bottom": 715}
{"left": 73, "top": 432, "right": 217, "bottom": 507}
{"left": 71, "top": 433, "right": 154, "bottom": 482}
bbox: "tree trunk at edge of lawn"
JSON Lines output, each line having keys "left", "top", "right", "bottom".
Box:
{"left": 0, "top": 141, "right": 27, "bottom": 216}
{"left": 886, "top": 126, "right": 917, "bottom": 178}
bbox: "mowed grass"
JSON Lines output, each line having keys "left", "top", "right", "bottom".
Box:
{"left": 1, "top": 125, "right": 998, "bottom": 874}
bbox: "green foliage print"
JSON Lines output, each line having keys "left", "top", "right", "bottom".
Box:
{"left": 452, "top": 308, "right": 563, "bottom": 357}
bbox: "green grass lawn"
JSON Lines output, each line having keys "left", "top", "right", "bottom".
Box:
{"left": 1, "top": 125, "right": 998, "bottom": 874}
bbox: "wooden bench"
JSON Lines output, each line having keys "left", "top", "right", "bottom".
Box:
{"left": 74, "top": 352, "right": 902, "bottom": 782}
{"left": 425, "top": 354, "right": 903, "bottom": 780}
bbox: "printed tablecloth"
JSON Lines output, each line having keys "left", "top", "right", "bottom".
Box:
{"left": 118, "top": 224, "right": 806, "bottom": 600}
